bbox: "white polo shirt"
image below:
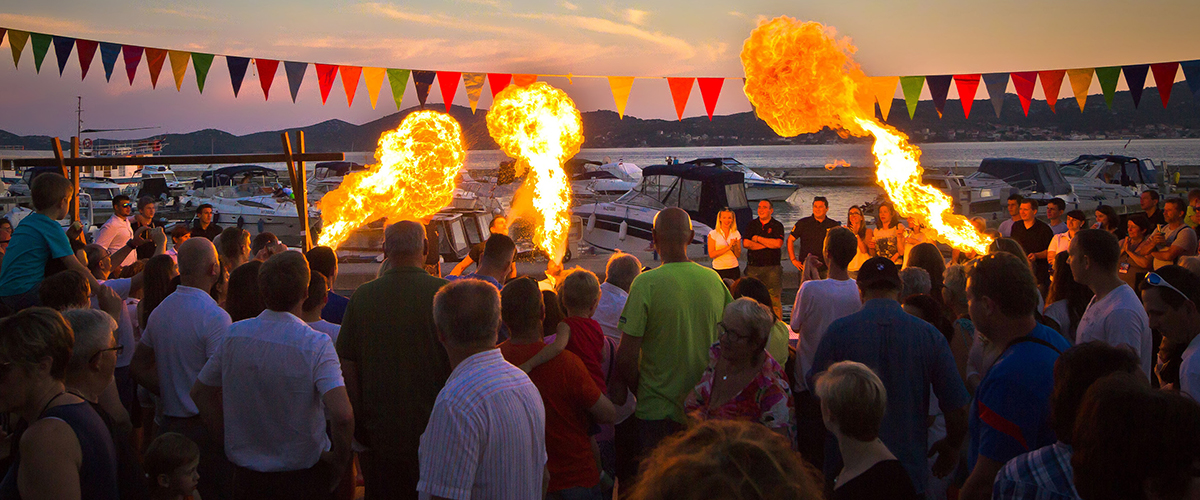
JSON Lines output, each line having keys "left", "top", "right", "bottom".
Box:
{"left": 94, "top": 215, "right": 136, "bottom": 267}
{"left": 93, "top": 278, "right": 136, "bottom": 367}
{"left": 1180, "top": 334, "right": 1200, "bottom": 401}
{"left": 139, "top": 286, "right": 230, "bottom": 417}
{"left": 1076, "top": 284, "right": 1153, "bottom": 378}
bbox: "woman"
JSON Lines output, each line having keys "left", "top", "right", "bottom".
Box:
{"left": 1044, "top": 252, "right": 1094, "bottom": 343}
{"left": 1094, "top": 205, "right": 1126, "bottom": 239}
{"left": 904, "top": 243, "right": 946, "bottom": 309}
{"left": 707, "top": 208, "right": 742, "bottom": 281}
{"left": 867, "top": 202, "right": 904, "bottom": 265}
{"left": 1118, "top": 214, "right": 1154, "bottom": 289}
{"left": 0, "top": 307, "right": 120, "bottom": 499}
{"left": 1047, "top": 210, "right": 1087, "bottom": 271}
{"left": 225, "top": 260, "right": 265, "bottom": 322}
{"left": 845, "top": 206, "right": 872, "bottom": 273}
{"left": 730, "top": 277, "right": 790, "bottom": 365}
{"left": 815, "top": 361, "right": 918, "bottom": 500}
{"left": 684, "top": 298, "right": 794, "bottom": 441}
{"left": 138, "top": 254, "right": 179, "bottom": 330}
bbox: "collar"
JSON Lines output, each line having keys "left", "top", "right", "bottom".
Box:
{"left": 448, "top": 349, "right": 504, "bottom": 381}
{"left": 601, "top": 281, "right": 628, "bottom": 299}
{"left": 862, "top": 298, "right": 901, "bottom": 311}
{"left": 256, "top": 309, "right": 307, "bottom": 326}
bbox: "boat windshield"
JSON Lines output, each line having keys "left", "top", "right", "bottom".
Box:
{"left": 720, "top": 159, "right": 766, "bottom": 181}
{"left": 615, "top": 190, "right": 667, "bottom": 210}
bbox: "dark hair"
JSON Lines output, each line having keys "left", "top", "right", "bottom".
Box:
{"left": 905, "top": 243, "right": 945, "bottom": 304}
{"left": 1020, "top": 198, "right": 1039, "bottom": 210}
{"left": 1050, "top": 342, "right": 1140, "bottom": 444}
{"left": 141, "top": 255, "right": 178, "bottom": 327}
{"left": 251, "top": 232, "right": 279, "bottom": 256}
{"left": 39, "top": 271, "right": 90, "bottom": 310}
{"left": 825, "top": 226, "right": 858, "bottom": 269}
{"left": 31, "top": 172, "right": 73, "bottom": 211}
{"left": 902, "top": 293, "right": 953, "bottom": 342}
{"left": 876, "top": 201, "right": 899, "bottom": 229}
{"left": 1073, "top": 229, "right": 1120, "bottom": 272}
{"left": 1048, "top": 252, "right": 1093, "bottom": 334}
{"left": 196, "top": 203, "right": 214, "bottom": 213}
{"left": 480, "top": 233, "right": 517, "bottom": 266}
{"left": 258, "top": 252, "right": 310, "bottom": 312}
{"left": 144, "top": 432, "right": 200, "bottom": 483}
{"left": 501, "top": 277, "right": 545, "bottom": 334}
{"left": 812, "top": 196, "right": 828, "bottom": 207}
{"left": 1144, "top": 265, "right": 1200, "bottom": 309}
{"left": 0, "top": 307, "right": 74, "bottom": 380}
{"left": 1047, "top": 198, "right": 1066, "bottom": 210}
{"left": 303, "top": 271, "right": 329, "bottom": 312}
{"left": 758, "top": 199, "right": 774, "bottom": 208}
{"left": 1188, "top": 189, "right": 1200, "bottom": 203}
{"left": 138, "top": 195, "right": 156, "bottom": 209}
{"left": 0, "top": 218, "right": 12, "bottom": 229}
{"left": 1165, "top": 197, "right": 1187, "bottom": 213}
{"left": 1144, "top": 189, "right": 1161, "bottom": 202}
{"left": 305, "top": 246, "right": 338, "bottom": 280}
{"left": 225, "top": 261, "right": 265, "bottom": 322}
{"left": 1007, "top": 193, "right": 1024, "bottom": 202}
{"left": 1066, "top": 209, "right": 1087, "bottom": 222}
{"left": 731, "top": 277, "right": 777, "bottom": 321}
{"left": 170, "top": 223, "right": 191, "bottom": 240}
{"left": 987, "top": 238, "right": 1031, "bottom": 270}
{"left": 969, "top": 252, "right": 1040, "bottom": 317}
{"left": 1126, "top": 214, "right": 1154, "bottom": 236}
{"left": 112, "top": 194, "right": 131, "bottom": 208}
{"left": 541, "top": 290, "right": 565, "bottom": 339}
{"left": 1095, "top": 205, "right": 1121, "bottom": 231}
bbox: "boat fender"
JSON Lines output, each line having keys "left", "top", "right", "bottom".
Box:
{"left": 587, "top": 214, "right": 596, "bottom": 233}
{"left": 618, "top": 221, "right": 628, "bottom": 241}
{"left": 258, "top": 219, "right": 265, "bottom": 233}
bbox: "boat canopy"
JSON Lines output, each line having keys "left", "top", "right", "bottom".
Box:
{"left": 977, "top": 158, "right": 1072, "bottom": 196}
{"left": 620, "top": 164, "right": 750, "bottom": 228}
{"left": 312, "top": 161, "right": 366, "bottom": 180}
{"left": 193, "top": 165, "right": 279, "bottom": 189}
{"left": 1059, "top": 155, "right": 1158, "bottom": 187}
{"left": 683, "top": 157, "right": 768, "bottom": 181}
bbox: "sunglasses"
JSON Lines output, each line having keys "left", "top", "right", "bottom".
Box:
{"left": 89, "top": 344, "right": 124, "bottom": 364}
{"left": 118, "top": 203, "right": 132, "bottom": 208}
{"left": 1146, "top": 273, "right": 1192, "bottom": 304}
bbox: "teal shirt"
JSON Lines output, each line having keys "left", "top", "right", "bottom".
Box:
{"left": 0, "top": 212, "right": 73, "bottom": 296}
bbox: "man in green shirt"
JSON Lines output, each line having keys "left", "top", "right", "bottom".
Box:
{"left": 337, "top": 220, "right": 450, "bottom": 500}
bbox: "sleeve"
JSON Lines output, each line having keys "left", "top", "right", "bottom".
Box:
{"left": 790, "top": 282, "right": 810, "bottom": 332}
{"left": 43, "top": 220, "right": 74, "bottom": 260}
{"left": 335, "top": 296, "right": 359, "bottom": 362}
{"left": 1101, "top": 309, "right": 1148, "bottom": 354}
{"left": 417, "top": 401, "right": 482, "bottom": 500}
{"left": 769, "top": 220, "right": 785, "bottom": 240}
{"left": 204, "top": 314, "right": 232, "bottom": 359}
{"left": 618, "top": 278, "right": 648, "bottom": 338}
{"left": 140, "top": 318, "right": 156, "bottom": 348}
{"left": 93, "top": 221, "right": 118, "bottom": 251}
{"left": 1174, "top": 227, "right": 1198, "bottom": 254}
{"left": 105, "top": 278, "right": 132, "bottom": 300}
{"left": 789, "top": 221, "right": 802, "bottom": 239}
{"left": 975, "top": 377, "right": 1042, "bottom": 464}
{"left": 312, "top": 335, "right": 346, "bottom": 395}
{"left": 196, "top": 338, "right": 224, "bottom": 387}
{"left": 929, "top": 327, "right": 971, "bottom": 411}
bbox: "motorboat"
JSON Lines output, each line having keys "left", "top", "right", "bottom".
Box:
{"left": 6, "top": 167, "right": 123, "bottom": 225}
{"left": 567, "top": 159, "right": 642, "bottom": 201}
{"left": 186, "top": 165, "right": 319, "bottom": 247}
{"left": 138, "top": 165, "right": 186, "bottom": 193}
{"left": 681, "top": 158, "right": 799, "bottom": 202}
{"left": 307, "top": 161, "right": 366, "bottom": 202}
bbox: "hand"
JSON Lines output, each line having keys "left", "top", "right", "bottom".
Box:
{"left": 149, "top": 227, "right": 167, "bottom": 247}
{"left": 1026, "top": 253, "right": 1036, "bottom": 262}
{"left": 130, "top": 226, "right": 151, "bottom": 248}
{"left": 96, "top": 285, "right": 123, "bottom": 319}
{"left": 66, "top": 221, "right": 83, "bottom": 240}
{"left": 1150, "top": 232, "right": 1165, "bottom": 246}
{"left": 927, "top": 437, "right": 959, "bottom": 478}
{"left": 255, "top": 242, "right": 288, "bottom": 261}
{"left": 320, "top": 451, "right": 347, "bottom": 493}
{"left": 790, "top": 259, "right": 803, "bottom": 270}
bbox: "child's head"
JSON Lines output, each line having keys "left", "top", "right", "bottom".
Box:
{"left": 303, "top": 271, "right": 329, "bottom": 314}
{"left": 145, "top": 432, "right": 200, "bottom": 497}
{"left": 31, "top": 172, "right": 73, "bottom": 213}
{"left": 555, "top": 267, "right": 601, "bottom": 316}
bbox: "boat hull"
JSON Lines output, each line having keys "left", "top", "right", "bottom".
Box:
{"left": 745, "top": 182, "right": 799, "bottom": 202}
{"left": 573, "top": 204, "right": 710, "bottom": 258}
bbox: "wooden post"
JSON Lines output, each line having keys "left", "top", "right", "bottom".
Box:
{"left": 51, "top": 137, "right": 67, "bottom": 177}
{"left": 296, "top": 130, "right": 312, "bottom": 251}
{"left": 281, "top": 132, "right": 298, "bottom": 189}
{"left": 70, "top": 137, "right": 80, "bottom": 223}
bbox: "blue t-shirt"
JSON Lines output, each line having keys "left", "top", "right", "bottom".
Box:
{"left": 969, "top": 323, "right": 1069, "bottom": 470}
{"left": 321, "top": 291, "right": 349, "bottom": 325}
{"left": 445, "top": 273, "right": 502, "bottom": 290}
{"left": 810, "top": 299, "right": 971, "bottom": 495}
{"left": 0, "top": 212, "right": 74, "bottom": 296}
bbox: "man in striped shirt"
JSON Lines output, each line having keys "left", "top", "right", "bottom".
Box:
{"left": 418, "top": 279, "right": 547, "bottom": 500}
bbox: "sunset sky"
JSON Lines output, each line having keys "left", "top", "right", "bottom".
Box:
{"left": 1, "top": 0, "right": 1198, "bottom": 138}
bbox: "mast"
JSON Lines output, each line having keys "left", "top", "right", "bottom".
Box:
{"left": 76, "top": 96, "right": 82, "bottom": 142}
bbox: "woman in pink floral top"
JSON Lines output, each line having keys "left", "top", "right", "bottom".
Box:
{"left": 685, "top": 298, "right": 796, "bottom": 442}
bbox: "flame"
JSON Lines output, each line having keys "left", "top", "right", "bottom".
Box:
{"left": 825, "top": 159, "right": 851, "bottom": 170}
{"left": 486, "top": 82, "right": 583, "bottom": 263}
{"left": 742, "top": 17, "right": 991, "bottom": 254}
{"left": 316, "top": 110, "right": 466, "bottom": 250}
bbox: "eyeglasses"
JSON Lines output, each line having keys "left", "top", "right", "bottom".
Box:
{"left": 118, "top": 203, "right": 132, "bottom": 208}
{"left": 716, "top": 322, "right": 756, "bottom": 344}
{"left": 89, "top": 344, "right": 124, "bottom": 364}
{"left": 1146, "top": 273, "right": 1192, "bottom": 304}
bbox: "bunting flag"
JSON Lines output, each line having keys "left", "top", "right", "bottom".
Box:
{"left": 608, "top": 76, "right": 635, "bottom": 119}
{"left": 869, "top": 76, "right": 899, "bottom": 121}
{"left": 463, "top": 72, "right": 486, "bottom": 113}
{"left": 1095, "top": 66, "right": 1121, "bottom": 109}
{"left": 513, "top": 74, "right": 537, "bottom": 86}
{"left": 315, "top": 64, "right": 338, "bottom": 104}
{"left": 122, "top": 45, "right": 144, "bottom": 85}
{"left": 52, "top": 36, "right": 74, "bottom": 76}
{"left": 285, "top": 61, "right": 307, "bottom": 103}
{"left": 387, "top": 68, "right": 410, "bottom": 110}
{"left": 1123, "top": 64, "right": 1149, "bottom": 108}
{"left": 30, "top": 33, "right": 50, "bottom": 73}
{"left": 926, "top": 75, "right": 952, "bottom": 118}
{"left": 76, "top": 39, "right": 98, "bottom": 80}
{"left": 0, "top": 29, "right": 5, "bottom": 45}
{"left": 412, "top": 70, "right": 437, "bottom": 107}
{"left": 7, "top": 30, "right": 28, "bottom": 68}
{"left": 1038, "top": 70, "right": 1066, "bottom": 113}
{"left": 1182, "top": 60, "right": 1200, "bottom": 102}
{"left": 363, "top": 67, "right": 386, "bottom": 109}
{"left": 226, "top": 56, "right": 250, "bottom": 97}
{"left": 487, "top": 73, "right": 512, "bottom": 98}
{"left": 191, "top": 53, "right": 214, "bottom": 93}
{"left": 899, "top": 75, "right": 924, "bottom": 118}
{"left": 953, "top": 74, "right": 981, "bottom": 119}
{"left": 1150, "top": 62, "right": 1179, "bottom": 108}
{"left": 983, "top": 73, "right": 1009, "bottom": 118}
{"left": 145, "top": 48, "right": 167, "bottom": 88}
{"left": 100, "top": 42, "right": 120, "bottom": 82}
{"left": 168, "top": 51, "right": 190, "bottom": 91}
{"left": 1010, "top": 71, "right": 1038, "bottom": 116}
{"left": 667, "top": 77, "right": 694, "bottom": 120}
{"left": 1066, "top": 68, "right": 1094, "bottom": 112}
{"left": 340, "top": 65, "right": 362, "bottom": 107}
{"left": 697, "top": 77, "right": 724, "bottom": 120}
{"left": 436, "top": 71, "right": 461, "bottom": 112}
{"left": 853, "top": 78, "right": 875, "bottom": 118}
{"left": 256, "top": 59, "right": 280, "bottom": 100}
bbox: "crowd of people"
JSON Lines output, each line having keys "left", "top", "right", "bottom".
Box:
{"left": 2, "top": 171, "right": 1200, "bottom": 500}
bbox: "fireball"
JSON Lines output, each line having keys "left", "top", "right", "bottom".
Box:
{"left": 316, "top": 110, "right": 466, "bottom": 250}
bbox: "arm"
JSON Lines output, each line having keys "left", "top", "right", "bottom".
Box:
{"left": 99, "top": 378, "right": 132, "bottom": 435}
{"left": 62, "top": 254, "right": 102, "bottom": 296}
{"left": 1127, "top": 240, "right": 1154, "bottom": 269}
{"left": 960, "top": 456, "right": 1005, "bottom": 500}
{"left": 130, "top": 343, "right": 160, "bottom": 395}
{"left": 341, "top": 359, "right": 361, "bottom": 417}
{"left": 759, "top": 235, "right": 783, "bottom": 250}
{"left": 929, "top": 405, "right": 968, "bottom": 478}
{"left": 743, "top": 237, "right": 765, "bottom": 250}
{"left": 611, "top": 333, "right": 643, "bottom": 406}
{"left": 707, "top": 235, "right": 731, "bottom": 259}
{"left": 587, "top": 394, "right": 618, "bottom": 425}
{"left": 321, "top": 386, "right": 355, "bottom": 491}
{"left": 18, "top": 419, "right": 82, "bottom": 500}
{"left": 520, "top": 323, "right": 570, "bottom": 373}
{"left": 191, "top": 381, "right": 225, "bottom": 446}
{"left": 448, "top": 256, "right": 474, "bottom": 277}
{"left": 787, "top": 235, "right": 801, "bottom": 268}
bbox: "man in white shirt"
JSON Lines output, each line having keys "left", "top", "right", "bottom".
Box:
{"left": 1046, "top": 198, "right": 1068, "bottom": 234}
{"left": 193, "top": 251, "right": 353, "bottom": 500}
{"left": 1138, "top": 265, "right": 1200, "bottom": 398}
{"left": 998, "top": 194, "right": 1022, "bottom": 238}
{"left": 592, "top": 252, "right": 641, "bottom": 341}
{"left": 1070, "top": 229, "right": 1153, "bottom": 378}
{"left": 418, "top": 279, "right": 546, "bottom": 500}
{"left": 93, "top": 194, "right": 137, "bottom": 268}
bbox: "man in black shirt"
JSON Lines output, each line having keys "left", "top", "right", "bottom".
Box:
{"left": 1010, "top": 199, "right": 1055, "bottom": 294}
{"left": 788, "top": 196, "right": 841, "bottom": 278}
{"left": 131, "top": 196, "right": 161, "bottom": 260}
{"left": 190, "top": 203, "right": 223, "bottom": 241}
{"left": 743, "top": 199, "right": 785, "bottom": 317}
{"left": 1142, "top": 190, "right": 1166, "bottom": 227}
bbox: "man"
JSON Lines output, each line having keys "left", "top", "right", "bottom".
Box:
{"left": 1010, "top": 199, "right": 1055, "bottom": 292}
{"left": 1142, "top": 189, "right": 1165, "bottom": 227}
{"left": 998, "top": 194, "right": 1023, "bottom": 237}
{"left": 132, "top": 196, "right": 160, "bottom": 260}
{"left": 1140, "top": 265, "right": 1200, "bottom": 400}
{"left": 1149, "top": 197, "right": 1198, "bottom": 269}
{"left": 593, "top": 252, "right": 641, "bottom": 341}
{"left": 449, "top": 215, "right": 508, "bottom": 277}
{"left": 191, "top": 203, "right": 222, "bottom": 241}
{"left": 809, "top": 256, "right": 969, "bottom": 497}
{"left": 93, "top": 194, "right": 137, "bottom": 268}
{"left": 305, "top": 245, "right": 348, "bottom": 324}
{"left": 250, "top": 232, "right": 282, "bottom": 261}
{"left": 166, "top": 223, "right": 191, "bottom": 263}
{"left": 959, "top": 253, "right": 1071, "bottom": 500}
{"left": 446, "top": 233, "right": 516, "bottom": 290}
{"left": 788, "top": 196, "right": 840, "bottom": 278}
{"left": 217, "top": 227, "right": 253, "bottom": 274}
{"left": 193, "top": 252, "right": 353, "bottom": 500}
{"left": 613, "top": 207, "right": 732, "bottom": 456}
{"left": 337, "top": 220, "right": 450, "bottom": 500}
{"left": 1070, "top": 229, "right": 1153, "bottom": 378}
{"left": 1186, "top": 189, "right": 1200, "bottom": 229}
{"left": 418, "top": 280, "right": 546, "bottom": 500}
{"left": 1046, "top": 198, "right": 1067, "bottom": 234}
{"left": 742, "top": 200, "right": 785, "bottom": 317}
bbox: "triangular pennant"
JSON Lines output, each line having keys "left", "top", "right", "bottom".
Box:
{"left": 926, "top": 75, "right": 952, "bottom": 118}
{"left": 463, "top": 73, "right": 486, "bottom": 113}
{"left": 1010, "top": 71, "right": 1038, "bottom": 116}
{"left": 145, "top": 48, "right": 167, "bottom": 88}
{"left": 8, "top": 30, "right": 29, "bottom": 68}
{"left": 1037, "top": 70, "right": 1066, "bottom": 113}
{"left": 412, "top": 70, "right": 437, "bottom": 107}
{"left": 226, "top": 56, "right": 250, "bottom": 97}
{"left": 191, "top": 53, "right": 214, "bottom": 93}
{"left": 1095, "top": 66, "right": 1121, "bottom": 110}
{"left": 30, "top": 33, "right": 51, "bottom": 74}
{"left": 1123, "top": 64, "right": 1149, "bottom": 108}
{"left": 1151, "top": 62, "right": 1179, "bottom": 108}
{"left": 1066, "top": 68, "right": 1094, "bottom": 112}
{"left": 99, "top": 42, "right": 121, "bottom": 82}
{"left": 953, "top": 74, "right": 981, "bottom": 119}
{"left": 0, "top": 29, "right": 5, "bottom": 46}
{"left": 52, "top": 36, "right": 75, "bottom": 76}
{"left": 122, "top": 45, "right": 144, "bottom": 85}
{"left": 285, "top": 61, "right": 308, "bottom": 103}
{"left": 340, "top": 66, "right": 362, "bottom": 107}
{"left": 667, "top": 77, "right": 695, "bottom": 120}
{"left": 899, "top": 76, "right": 925, "bottom": 118}
{"left": 256, "top": 59, "right": 280, "bottom": 100}
{"left": 487, "top": 73, "right": 512, "bottom": 98}
{"left": 983, "top": 73, "right": 1009, "bottom": 118}
{"left": 363, "top": 67, "right": 386, "bottom": 109}
{"left": 168, "top": 51, "right": 190, "bottom": 91}
{"left": 608, "top": 76, "right": 635, "bottom": 119}
{"left": 437, "top": 71, "right": 461, "bottom": 113}
{"left": 1182, "top": 60, "right": 1200, "bottom": 102}
{"left": 513, "top": 74, "right": 537, "bottom": 87}
{"left": 869, "top": 76, "right": 899, "bottom": 121}
{"left": 697, "top": 77, "right": 724, "bottom": 120}
{"left": 76, "top": 39, "right": 98, "bottom": 80}
{"left": 387, "top": 69, "right": 410, "bottom": 110}
{"left": 314, "top": 64, "right": 338, "bottom": 105}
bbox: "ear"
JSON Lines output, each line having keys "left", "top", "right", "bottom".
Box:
{"left": 156, "top": 473, "right": 171, "bottom": 489}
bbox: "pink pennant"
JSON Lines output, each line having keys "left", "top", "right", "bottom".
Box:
{"left": 953, "top": 74, "right": 981, "bottom": 119}
{"left": 437, "top": 71, "right": 461, "bottom": 113}
{"left": 697, "top": 78, "right": 724, "bottom": 120}
{"left": 1151, "top": 62, "right": 1179, "bottom": 108}
{"left": 76, "top": 40, "right": 98, "bottom": 81}
{"left": 339, "top": 65, "right": 362, "bottom": 107}
{"left": 487, "top": 73, "right": 512, "bottom": 98}
{"left": 1011, "top": 71, "right": 1038, "bottom": 116}
{"left": 315, "top": 64, "right": 338, "bottom": 105}
{"left": 1037, "top": 70, "right": 1066, "bottom": 113}
{"left": 256, "top": 59, "right": 280, "bottom": 100}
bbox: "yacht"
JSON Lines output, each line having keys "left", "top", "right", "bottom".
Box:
{"left": 681, "top": 158, "right": 799, "bottom": 202}
{"left": 7, "top": 167, "right": 123, "bottom": 225}
{"left": 567, "top": 159, "right": 642, "bottom": 201}
{"left": 307, "top": 161, "right": 367, "bottom": 202}
{"left": 186, "top": 165, "right": 319, "bottom": 247}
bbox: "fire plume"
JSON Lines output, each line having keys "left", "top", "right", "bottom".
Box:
{"left": 486, "top": 82, "right": 583, "bottom": 263}
{"left": 742, "top": 17, "right": 991, "bottom": 254}
{"left": 316, "top": 110, "right": 466, "bottom": 250}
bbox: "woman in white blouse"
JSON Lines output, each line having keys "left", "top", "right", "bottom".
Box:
{"left": 708, "top": 208, "right": 743, "bottom": 281}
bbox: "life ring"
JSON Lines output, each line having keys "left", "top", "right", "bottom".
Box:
{"left": 81, "top": 138, "right": 93, "bottom": 148}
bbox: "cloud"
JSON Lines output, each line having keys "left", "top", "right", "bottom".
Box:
{"left": 517, "top": 13, "right": 696, "bottom": 60}
{"left": 560, "top": 1, "right": 579, "bottom": 10}
{"left": 0, "top": 13, "right": 130, "bottom": 37}
{"left": 149, "top": 6, "right": 217, "bottom": 22}
{"left": 624, "top": 9, "right": 648, "bottom": 25}
{"left": 728, "top": 11, "right": 745, "bottom": 18}
{"left": 357, "top": 2, "right": 518, "bottom": 35}
{"left": 458, "top": 0, "right": 502, "bottom": 7}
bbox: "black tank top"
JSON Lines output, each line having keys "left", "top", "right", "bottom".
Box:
{"left": 0, "top": 402, "right": 119, "bottom": 500}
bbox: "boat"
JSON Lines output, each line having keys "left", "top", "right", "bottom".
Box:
{"left": 6, "top": 167, "right": 123, "bottom": 225}
{"left": 138, "top": 165, "right": 186, "bottom": 194}
{"left": 681, "top": 158, "right": 799, "bottom": 202}
{"left": 567, "top": 158, "right": 642, "bottom": 201}
{"left": 307, "top": 161, "right": 367, "bottom": 202}
{"left": 186, "top": 165, "right": 319, "bottom": 247}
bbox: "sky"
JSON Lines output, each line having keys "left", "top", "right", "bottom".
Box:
{"left": 1, "top": 0, "right": 1198, "bottom": 139}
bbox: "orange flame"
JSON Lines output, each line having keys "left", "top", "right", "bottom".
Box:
{"left": 741, "top": 16, "right": 990, "bottom": 254}
{"left": 825, "top": 159, "right": 851, "bottom": 170}
{"left": 486, "top": 82, "right": 583, "bottom": 263}
{"left": 316, "top": 110, "right": 466, "bottom": 250}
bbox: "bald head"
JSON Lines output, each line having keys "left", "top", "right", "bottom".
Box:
{"left": 178, "top": 237, "right": 219, "bottom": 277}
{"left": 653, "top": 207, "right": 695, "bottom": 254}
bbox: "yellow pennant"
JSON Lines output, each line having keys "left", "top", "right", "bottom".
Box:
{"left": 1067, "top": 68, "right": 1094, "bottom": 112}
{"left": 870, "top": 76, "right": 900, "bottom": 121}
{"left": 168, "top": 51, "right": 190, "bottom": 91}
{"left": 463, "top": 73, "right": 486, "bottom": 113}
{"left": 608, "top": 76, "right": 635, "bottom": 119}
{"left": 363, "top": 67, "right": 386, "bottom": 109}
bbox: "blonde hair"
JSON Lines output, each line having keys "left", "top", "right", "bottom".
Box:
{"left": 814, "top": 361, "right": 887, "bottom": 441}
{"left": 556, "top": 267, "right": 600, "bottom": 313}
{"left": 717, "top": 208, "right": 738, "bottom": 232}
{"left": 0, "top": 307, "right": 74, "bottom": 380}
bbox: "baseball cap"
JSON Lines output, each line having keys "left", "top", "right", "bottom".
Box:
{"left": 857, "top": 257, "right": 902, "bottom": 291}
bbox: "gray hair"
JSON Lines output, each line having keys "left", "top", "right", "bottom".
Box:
{"left": 943, "top": 264, "right": 969, "bottom": 309}
{"left": 899, "top": 267, "right": 931, "bottom": 298}
{"left": 722, "top": 298, "right": 774, "bottom": 345}
{"left": 62, "top": 308, "right": 117, "bottom": 369}
{"left": 433, "top": 279, "right": 501, "bottom": 348}
{"left": 604, "top": 252, "right": 642, "bottom": 292}
{"left": 814, "top": 360, "right": 887, "bottom": 441}
{"left": 384, "top": 220, "right": 426, "bottom": 260}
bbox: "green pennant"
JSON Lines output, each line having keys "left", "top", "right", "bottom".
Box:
{"left": 900, "top": 75, "right": 925, "bottom": 119}
{"left": 1095, "top": 66, "right": 1121, "bottom": 110}
{"left": 387, "top": 69, "right": 411, "bottom": 110}
{"left": 8, "top": 30, "right": 29, "bottom": 68}
{"left": 191, "top": 53, "right": 215, "bottom": 93}
{"left": 30, "top": 33, "right": 52, "bottom": 73}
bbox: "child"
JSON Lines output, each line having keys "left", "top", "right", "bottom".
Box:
{"left": 556, "top": 268, "right": 607, "bottom": 393}
{"left": 144, "top": 432, "right": 201, "bottom": 500}
{"left": 302, "top": 271, "right": 340, "bottom": 343}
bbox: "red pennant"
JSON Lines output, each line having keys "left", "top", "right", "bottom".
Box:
{"left": 315, "top": 64, "right": 338, "bottom": 105}
{"left": 1037, "top": 70, "right": 1066, "bottom": 113}
{"left": 1011, "top": 71, "right": 1038, "bottom": 116}
{"left": 513, "top": 74, "right": 537, "bottom": 86}
{"left": 437, "top": 71, "right": 461, "bottom": 113}
{"left": 122, "top": 45, "right": 144, "bottom": 85}
{"left": 697, "top": 78, "right": 724, "bottom": 120}
{"left": 487, "top": 73, "right": 512, "bottom": 98}
{"left": 76, "top": 39, "right": 98, "bottom": 81}
{"left": 145, "top": 48, "right": 167, "bottom": 88}
{"left": 953, "top": 74, "right": 981, "bottom": 119}
{"left": 1151, "top": 62, "right": 1179, "bottom": 108}
{"left": 667, "top": 78, "right": 694, "bottom": 121}
{"left": 256, "top": 59, "right": 279, "bottom": 100}
{"left": 339, "top": 66, "right": 362, "bottom": 107}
